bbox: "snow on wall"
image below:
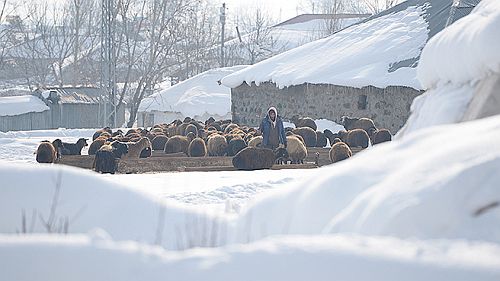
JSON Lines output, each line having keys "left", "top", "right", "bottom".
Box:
{"left": 138, "top": 65, "right": 248, "bottom": 118}
{"left": 0, "top": 96, "right": 49, "bottom": 117}
{"left": 221, "top": 5, "right": 428, "bottom": 90}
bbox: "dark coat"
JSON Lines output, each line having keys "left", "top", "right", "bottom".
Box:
{"left": 259, "top": 115, "right": 287, "bottom": 148}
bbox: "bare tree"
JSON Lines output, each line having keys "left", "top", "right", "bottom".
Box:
{"left": 231, "top": 8, "right": 284, "bottom": 65}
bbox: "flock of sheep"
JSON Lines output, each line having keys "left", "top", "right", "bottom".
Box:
{"left": 35, "top": 116, "right": 392, "bottom": 173}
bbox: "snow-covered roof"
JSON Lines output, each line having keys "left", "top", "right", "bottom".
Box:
{"left": 418, "top": 0, "right": 498, "bottom": 89}
{"left": 398, "top": 0, "right": 498, "bottom": 137}
{"left": 222, "top": 0, "right": 479, "bottom": 91}
{"left": 0, "top": 95, "right": 49, "bottom": 117}
{"left": 138, "top": 65, "right": 248, "bottom": 117}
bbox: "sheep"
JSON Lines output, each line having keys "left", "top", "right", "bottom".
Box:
{"left": 93, "top": 142, "right": 128, "bottom": 174}
{"left": 207, "top": 134, "right": 228, "bottom": 156}
{"left": 315, "top": 131, "right": 327, "bottom": 147}
{"left": 291, "top": 116, "right": 317, "bottom": 131}
{"left": 140, "top": 147, "right": 152, "bottom": 158}
{"left": 36, "top": 141, "right": 57, "bottom": 163}
{"left": 329, "top": 139, "right": 352, "bottom": 163}
{"left": 151, "top": 135, "right": 169, "bottom": 151}
{"left": 224, "top": 123, "right": 239, "bottom": 134}
{"left": 228, "top": 137, "right": 247, "bottom": 156}
{"left": 61, "top": 138, "right": 88, "bottom": 155}
{"left": 346, "top": 129, "right": 370, "bottom": 148}
{"left": 205, "top": 117, "right": 215, "bottom": 126}
{"left": 232, "top": 147, "right": 276, "bottom": 170}
{"left": 341, "top": 116, "right": 376, "bottom": 133}
{"left": 122, "top": 138, "right": 152, "bottom": 159}
{"left": 164, "top": 135, "right": 189, "bottom": 155}
{"left": 248, "top": 136, "right": 263, "bottom": 148}
{"left": 92, "top": 127, "right": 112, "bottom": 141}
{"left": 188, "top": 138, "right": 208, "bottom": 157}
{"left": 88, "top": 138, "right": 108, "bottom": 155}
{"left": 371, "top": 128, "right": 392, "bottom": 145}
{"left": 51, "top": 139, "right": 64, "bottom": 160}
{"left": 286, "top": 135, "right": 307, "bottom": 164}
{"left": 292, "top": 127, "right": 317, "bottom": 147}
{"left": 274, "top": 147, "right": 290, "bottom": 165}
{"left": 184, "top": 124, "right": 198, "bottom": 137}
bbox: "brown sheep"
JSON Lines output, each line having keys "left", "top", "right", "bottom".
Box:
{"left": 184, "top": 124, "right": 198, "bottom": 137}
{"left": 248, "top": 136, "right": 263, "bottom": 148}
{"left": 224, "top": 123, "right": 239, "bottom": 134}
{"left": 232, "top": 147, "right": 276, "bottom": 170}
{"left": 228, "top": 137, "right": 247, "bottom": 156}
{"left": 188, "top": 138, "right": 207, "bottom": 157}
{"left": 346, "top": 129, "right": 370, "bottom": 148}
{"left": 286, "top": 135, "right": 307, "bottom": 164}
{"left": 329, "top": 141, "right": 352, "bottom": 163}
{"left": 92, "top": 127, "right": 112, "bottom": 141}
{"left": 207, "top": 134, "right": 228, "bottom": 156}
{"left": 164, "top": 136, "right": 189, "bottom": 155}
{"left": 292, "top": 127, "right": 317, "bottom": 147}
{"left": 371, "top": 129, "right": 392, "bottom": 145}
{"left": 36, "top": 141, "right": 57, "bottom": 163}
{"left": 342, "top": 116, "right": 376, "bottom": 133}
{"left": 123, "top": 138, "right": 152, "bottom": 159}
{"left": 291, "top": 116, "right": 317, "bottom": 131}
{"left": 151, "top": 135, "right": 169, "bottom": 151}
{"left": 88, "top": 138, "right": 108, "bottom": 155}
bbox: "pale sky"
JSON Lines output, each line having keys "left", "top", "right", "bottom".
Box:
{"left": 4, "top": 0, "right": 307, "bottom": 24}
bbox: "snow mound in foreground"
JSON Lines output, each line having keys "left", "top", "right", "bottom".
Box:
{"left": 417, "top": 0, "right": 500, "bottom": 89}
{"left": 0, "top": 163, "right": 222, "bottom": 250}
{"left": 234, "top": 115, "right": 500, "bottom": 244}
{"left": 2, "top": 233, "right": 499, "bottom": 281}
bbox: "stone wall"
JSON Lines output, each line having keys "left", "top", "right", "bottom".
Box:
{"left": 231, "top": 82, "right": 423, "bottom": 133}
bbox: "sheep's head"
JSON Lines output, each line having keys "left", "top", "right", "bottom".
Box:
{"left": 77, "top": 138, "right": 89, "bottom": 147}
{"left": 52, "top": 139, "right": 64, "bottom": 148}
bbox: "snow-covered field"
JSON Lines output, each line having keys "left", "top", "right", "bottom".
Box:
{"left": 1, "top": 0, "right": 500, "bottom": 279}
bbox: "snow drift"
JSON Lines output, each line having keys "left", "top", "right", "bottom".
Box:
{"left": 2, "top": 233, "right": 500, "bottom": 281}
{"left": 234, "top": 114, "right": 500, "bottom": 244}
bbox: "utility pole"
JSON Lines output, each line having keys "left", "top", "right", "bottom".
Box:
{"left": 220, "top": 3, "right": 226, "bottom": 67}
{"left": 100, "top": 0, "right": 117, "bottom": 127}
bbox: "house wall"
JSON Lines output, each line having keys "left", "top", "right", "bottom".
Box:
{"left": 0, "top": 111, "right": 52, "bottom": 132}
{"left": 0, "top": 102, "right": 126, "bottom": 132}
{"left": 231, "top": 82, "right": 423, "bottom": 133}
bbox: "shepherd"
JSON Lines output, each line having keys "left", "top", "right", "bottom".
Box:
{"left": 259, "top": 107, "right": 287, "bottom": 150}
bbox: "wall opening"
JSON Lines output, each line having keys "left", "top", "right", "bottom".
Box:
{"left": 358, "top": 94, "right": 368, "bottom": 110}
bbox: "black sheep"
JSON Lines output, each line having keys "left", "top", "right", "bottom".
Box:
{"left": 93, "top": 142, "right": 128, "bottom": 174}
{"left": 232, "top": 147, "right": 276, "bottom": 170}
{"left": 274, "top": 147, "right": 290, "bottom": 165}
{"left": 315, "top": 131, "right": 327, "bottom": 147}
{"left": 61, "top": 138, "right": 88, "bottom": 155}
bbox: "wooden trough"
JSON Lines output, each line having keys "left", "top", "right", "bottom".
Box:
{"left": 56, "top": 147, "right": 366, "bottom": 174}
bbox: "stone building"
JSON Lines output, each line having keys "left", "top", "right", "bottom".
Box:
{"left": 222, "top": 0, "right": 480, "bottom": 133}
{"left": 231, "top": 83, "right": 422, "bottom": 133}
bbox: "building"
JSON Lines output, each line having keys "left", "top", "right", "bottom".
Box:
{"left": 222, "top": 0, "right": 481, "bottom": 133}
{"left": 0, "top": 86, "right": 125, "bottom": 132}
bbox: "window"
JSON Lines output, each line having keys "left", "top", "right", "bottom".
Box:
{"left": 358, "top": 94, "right": 368, "bottom": 110}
